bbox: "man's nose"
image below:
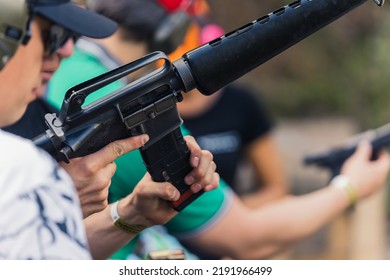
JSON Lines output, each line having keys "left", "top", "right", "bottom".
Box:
{"left": 57, "top": 38, "right": 75, "bottom": 58}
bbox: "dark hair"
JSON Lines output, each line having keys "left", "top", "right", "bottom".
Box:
{"left": 87, "top": 0, "right": 168, "bottom": 45}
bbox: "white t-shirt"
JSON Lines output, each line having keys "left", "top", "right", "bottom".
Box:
{"left": 0, "top": 130, "right": 91, "bottom": 259}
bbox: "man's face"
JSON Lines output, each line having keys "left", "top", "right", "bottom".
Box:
{"left": 0, "top": 16, "right": 76, "bottom": 127}
{"left": 38, "top": 36, "right": 75, "bottom": 97}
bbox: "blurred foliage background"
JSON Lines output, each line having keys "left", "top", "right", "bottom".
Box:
{"left": 206, "top": 0, "right": 390, "bottom": 129}
{"left": 204, "top": 1, "right": 390, "bottom": 259}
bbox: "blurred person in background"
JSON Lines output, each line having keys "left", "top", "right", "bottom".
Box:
{"left": 173, "top": 11, "right": 289, "bottom": 208}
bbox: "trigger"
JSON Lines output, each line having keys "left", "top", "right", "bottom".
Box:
{"left": 130, "top": 125, "right": 146, "bottom": 136}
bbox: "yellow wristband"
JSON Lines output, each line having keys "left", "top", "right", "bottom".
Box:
{"left": 110, "top": 201, "right": 146, "bottom": 234}
{"left": 330, "top": 175, "right": 357, "bottom": 210}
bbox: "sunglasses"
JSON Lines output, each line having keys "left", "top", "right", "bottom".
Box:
{"left": 42, "top": 24, "right": 79, "bottom": 56}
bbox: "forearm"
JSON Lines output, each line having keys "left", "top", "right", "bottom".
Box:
{"left": 84, "top": 174, "right": 182, "bottom": 259}
{"left": 84, "top": 205, "right": 138, "bottom": 259}
{"left": 191, "top": 186, "right": 350, "bottom": 259}
{"left": 251, "top": 187, "right": 348, "bottom": 245}
{"left": 241, "top": 185, "right": 288, "bottom": 208}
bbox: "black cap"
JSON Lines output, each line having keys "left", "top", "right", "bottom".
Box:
{"left": 31, "top": 0, "right": 117, "bottom": 38}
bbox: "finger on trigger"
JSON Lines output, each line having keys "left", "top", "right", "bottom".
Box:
{"left": 84, "top": 134, "right": 149, "bottom": 169}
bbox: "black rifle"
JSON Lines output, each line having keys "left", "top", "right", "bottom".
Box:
{"left": 304, "top": 122, "right": 390, "bottom": 177}
{"left": 33, "top": 0, "right": 384, "bottom": 211}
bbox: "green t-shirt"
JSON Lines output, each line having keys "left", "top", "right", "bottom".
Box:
{"left": 47, "top": 39, "right": 232, "bottom": 259}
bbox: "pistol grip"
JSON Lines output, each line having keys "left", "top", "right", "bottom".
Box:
{"left": 140, "top": 127, "right": 204, "bottom": 211}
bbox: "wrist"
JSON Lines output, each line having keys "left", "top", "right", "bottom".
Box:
{"left": 110, "top": 200, "right": 146, "bottom": 234}
{"left": 330, "top": 175, "right": 358, "bottom": 210}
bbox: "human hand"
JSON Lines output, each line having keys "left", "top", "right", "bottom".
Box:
{"left": 61, "top": 134, "right": 149, "bottom": 218}
{"left": 340, "top": 140, "right": 390, "bottom": 200}
{"left": 183, "top": 135, "right": 220, "bottom": 193}
{"left": 114, "top": 135, "right": 220, "bottom": 227}
{"left": 115, "top": 173, "right": 180, "bottom": 227}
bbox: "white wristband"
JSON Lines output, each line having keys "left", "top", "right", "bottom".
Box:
{"left": 110, "top": 201, "right": 145, "bottom": 234}
{"left": 330, "top": 175, "right": 357, "bottom": 210}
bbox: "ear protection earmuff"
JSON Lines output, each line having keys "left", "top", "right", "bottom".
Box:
{"left": 151, "top": 0, "right": 192, "bottom": 53}
{"left": 0, "top": 0, "right": 31, "bottom": 70}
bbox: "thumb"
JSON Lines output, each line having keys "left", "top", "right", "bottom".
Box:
{"left": 353, "top": 140, "right": 372, "bottom": 160}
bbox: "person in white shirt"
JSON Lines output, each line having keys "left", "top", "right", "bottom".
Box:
{"left": 0, "top": 0, "right": 219, "bottom": 260}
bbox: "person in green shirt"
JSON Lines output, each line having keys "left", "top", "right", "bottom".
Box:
{"left": 47, "top": 29, "right": 228, "bottom": 259}
{"left": 47, "top": 0, "right": 390, "bottom": 260}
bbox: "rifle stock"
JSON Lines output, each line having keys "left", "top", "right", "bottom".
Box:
{"left": 33, "top": 0, "right": 383, "bottom": 211}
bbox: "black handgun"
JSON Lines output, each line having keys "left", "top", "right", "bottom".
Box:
{"left": 303, "top": 122, "right": 390, "bottom": 176}
{"left": 33, "top": 0, "right": 384, "bottom": 211}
